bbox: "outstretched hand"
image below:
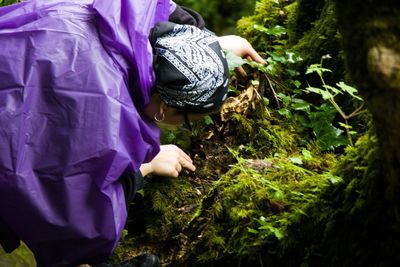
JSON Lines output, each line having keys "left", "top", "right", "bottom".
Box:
{"left": 217, "top": 35, "right": 266, "bottom": 76}
{"left": 217, "top": 35, "right": 266, "bottom": 64}
{"left": 140, "top": 144, "right": 195, "bottom": 177}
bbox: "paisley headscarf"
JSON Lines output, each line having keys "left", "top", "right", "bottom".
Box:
{"left": 150, "top": 22, "right": 229, "bottom": 113}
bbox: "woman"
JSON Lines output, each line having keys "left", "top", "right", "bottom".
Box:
{"left": 0, "top": 0, "right": 264, "bottom": 266}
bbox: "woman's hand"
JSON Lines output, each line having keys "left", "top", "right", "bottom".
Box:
{"left": 140, "top": 144, "right": 196, "bottom": 177}
{"left": 217, "top": 35, "right": 266, "bottom": 64}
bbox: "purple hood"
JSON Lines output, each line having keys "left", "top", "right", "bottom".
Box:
{"left": 0, "top": 0, "right": 174, "bottom": 265}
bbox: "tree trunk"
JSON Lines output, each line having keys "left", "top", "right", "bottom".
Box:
{"left": 335, "top": 0, "right": 400, "bottom": 230}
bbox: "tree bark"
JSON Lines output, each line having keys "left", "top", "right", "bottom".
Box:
{"left": 335, "top": 0, "right": 400, "bottom": 231}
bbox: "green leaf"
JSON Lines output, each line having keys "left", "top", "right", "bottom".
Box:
{"left": 258, "top": 224, "right": 284, "bottom": 240}
{"left": 204, "top": 115, "right": 214, "bottom": 125}
{"left": 336, "top": 81, "right": 363, "bottom": 100}
{"left": 277, "top": 92, "right": 291, "bottom": 105}
{"left": 263, "top": 97, "right": 270, "bottom": 106}
{"left": 305, "top": 86, "right": 332, "bottom": 100}
{"left": 323, "top": 84, "right": 341, "bottom": 95}
{"left": 309, "top": 104, "right": 348, "bottom": 150}
{"left": 246, "top": 60, "right": 269, "bottom": 73}
{"left": 278, "top": 108, "right": 292, "bottom": 118}
{"left": 136, "top": 189, "right": 144, "bottom": 197}
{"left": 326, "top": 174, "right": 343, "bottom": 185}
{"left": 285, "top": 51, "right": 303, "bottom": 63}
{"left": 266, "top": 51, "right": 287, "bottom": 63}
{"left": 301, "top": 149, "right": 313, "bottom": 160}
{"left": 290, "top": 156, "right": 303, "bottom": 165}
{"left": 247, "top": 227, "right": 259, "bottom": 234}
{"left": 291, "top": 98, "right": 311, "bottom": 113}
{"left": 306, "top": 64, "right": 332, "bottom": 75}
{"left": 254, "top": 24, "right": 287, "bottom": 36}
{"left": 292, "top": 80, "right": 302, "bottom": 88}
{"left": 258, "top": 216, "right": 267, "bottom": 225}
{"left": 225, "top": 50, "right": 246, "bottom": 71}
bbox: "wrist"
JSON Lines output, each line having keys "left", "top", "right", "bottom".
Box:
{"left": 139, "top": 163, "right": 153, "bottom": 177}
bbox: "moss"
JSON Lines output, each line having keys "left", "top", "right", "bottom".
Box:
{"left": 238, "top": 0, "right": 344, "bottom": 85}
{"left": 237, "top": 0, "right": 294, "bottom": 52}
{"left": 291, "top": 0, "right": 344, "bottom": 82}
{"left": 271, "top": 131, "right": 400, "bottom": 266}
{"left": 286, "top": 0, "right": 327, "bottom": 44}
{"left": 179, "top": 154, "right": 337, "bottom": 265}
{"left": 223, "top": 112, "right": 302, "bottom": 159}
{"left": 119, "top": 173, "right": 205, "bottom": 264}
{"left": 0, "top": 0, "right": 20, "bottom": 7}
{"left": 0, "top": 243, "right": 36, "bottom": 267}
{"left": 175, "top": 0, "right": 257, "bottom": 34}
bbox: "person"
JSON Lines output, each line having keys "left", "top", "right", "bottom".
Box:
{"left": 0, "top": 0, "right": 265, "bottom": 266}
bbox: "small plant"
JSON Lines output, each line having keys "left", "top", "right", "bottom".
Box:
{"left": 304, "top": 55, "right": 364, "bottom": 146}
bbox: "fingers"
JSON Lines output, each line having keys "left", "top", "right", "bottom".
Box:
{"left": 173, "top": 145, "right": 196, "bottom": 172}
{"left": 217, "top": 35, "right": 265, "bottom": 66}
{"left": 181, "top": 159, "right": 196, "bottom": 172}
{"left": 240, "top": 39, "right": 265, "bottom": 64}
{"left": 247, "top": 47, "right": 266, "bottom": 64}
{"left": 175, "top": 161, "right": 182, "bottom": 173}
{"left": 235, "top": 66, "right": 247, "bottom": 78}
{"left": 154, "top": 145, "right": 196, "bottom": 177}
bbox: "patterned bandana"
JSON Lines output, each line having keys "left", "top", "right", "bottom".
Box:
{"left": 150, "top": 22, "right": 229, "bottom": 113}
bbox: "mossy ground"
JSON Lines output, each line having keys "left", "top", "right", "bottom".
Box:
{"left": 113, "top": 75, "right": 346, "bottom": 266}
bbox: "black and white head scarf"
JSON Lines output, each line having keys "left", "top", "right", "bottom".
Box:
{"left": 150, "top": 22, "right": 229, "bottom": 113}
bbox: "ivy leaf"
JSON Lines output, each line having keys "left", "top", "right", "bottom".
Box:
{"left": 254, "top": 24, "right": 287, "bottom": 36}
{"left": 285, "top": 51, "right": 303, "bottom": 63}
{"left": 278, "top": 108, "right": 292, "bottom": 118}
{"left": 225, "top": 50, "right": 246, "bottom": 71}
{"left": 266, "top": 51, "right": 286, "bottom": 63}
{"left": 309, "top": 104, "right": 348, "bottom": 150}
{"left": 291, "top": 98, "right": 311, "bottom": 113}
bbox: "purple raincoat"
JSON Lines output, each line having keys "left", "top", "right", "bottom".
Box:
{"left": 0, "top": 0, "right": 175, "bottom": 265}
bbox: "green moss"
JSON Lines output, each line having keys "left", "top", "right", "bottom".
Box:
{"left": 237, "top": 0, "right": 294, "bottom": 52}
{"left": 225, "top": 113, "right": 301, "bottom": 159}
{"left": 269, "top": 131, "right": 394, "bottom": 266}
{"left": 182, "top": 154, "right": 337, "bottom": 264}
{"left": 118, "top": 173, "right": 205, "bottom": 263}
{"left": 0, "top": 0, "right": 20, "bottom": 7}
{"left": 0, "top": 243, "right": 36, "bottom": 267}
{"left": 286, "top": 0, "right": 326, "bottom": 44}
{"left": 291, "top": 0, "right": 344, "bottom": 81}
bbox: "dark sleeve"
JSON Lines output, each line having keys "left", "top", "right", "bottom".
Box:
{"left": 168, "top": 5, "right": 205, "bottom": 29}
{"left": 119, "top": 171, "right": 144, "bottom": 205}
{"left": 0, "top": 216, "right": 20, "bottom": 253}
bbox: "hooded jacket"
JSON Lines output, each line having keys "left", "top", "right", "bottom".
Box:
{"left": 0, "top": 0, "right": 174, "bottom": 265}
